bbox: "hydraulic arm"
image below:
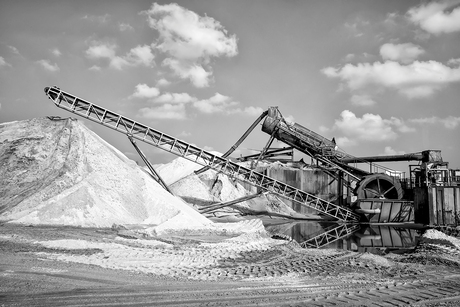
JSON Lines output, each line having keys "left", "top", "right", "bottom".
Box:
{"left": 44, "top": 86, "right": 360, "bottom": 222}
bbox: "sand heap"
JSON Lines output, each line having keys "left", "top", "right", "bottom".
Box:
{"left": 0, "top": 117, "right": 211, "bottom": 229}
{"left": 155, "top": 157, "right": 308, "bottom": 220}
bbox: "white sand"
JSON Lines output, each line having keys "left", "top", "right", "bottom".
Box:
{"left": 0, "top": 118, "right": 211, "bottom": 229}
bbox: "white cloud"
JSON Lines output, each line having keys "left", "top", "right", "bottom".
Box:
{"left": 322, "top": 60, "right": 460, "bottom": 99}
{"left": 0, "top": 56, "right": 11, "bottom": 67}
{"left": 51, "top": 48, "right": 62, "bottom": 57}
{"left": 384, "top": 146, "right": 406, "bottom": 155}
{"left": 241, "top": 106, "right": 264, "bottom": 117}
{"left": 228, "top": 106, "right": 265, "bottom": 117}
{"left": 8, "top": 46, "right": 20, "bottom": 56}
{"left": 336, "top": 137, "right": 357, "bottom": 148}
{"left": 193, "top": 93, "right": 238, "bottom": 114}
{"left": 36, "top": 59, "right": 59, "bottom": 72}
{"left": 407, "top": 1, "right": 460, "bottom": 34}
{"left": 142, "top": 3, "right": 238, "bottom": 87}
{"left": 344, "top": 54, "right": 355, "bottom": 62}
{"left": 410, "top": 116, "right": 460, "bottom": 129}
{"left": 139, "top": 104, "right": 186, "bottom": 120}
{"left": 350, "top": 94, "right": 376, "bottom": 106}
{"left": 448, "top": 58, "right": 460, "bottom": 66}
{"left": 332, "top": 110, "right": 413, "bottom": 143}
{"left": 154, "top": 92, "right": 196, "bottom": 104}
{"left": 86, "top": 42, "right": 116, "bottom": 59}
{"left": 156, "top": 78, "right": 171, "bottom": 87}
{"left": 85, "top": 42, "right": 155, "bottom": 70}
{"left": 130, "top": 84, "right": 160, "bottom": 99}
{"left": 162, "top": 58, "right": 211, "bottom": 88}
{"left": 343, "top": 18, "right": 369, "bottom": 38}
{"left": 379, "top": 43, "right": 425, "bottom": 64}
{"left": 89, "top": 65, "right": 101, "bottom": 71}
{"left": 126, "top": 45, "right": 155, "bottom": 67}
{"left": 119, "top": 22, "right": 134, "bottom": 31}
{"left": 82, "top": 14, "right": 110, "bottom": 24}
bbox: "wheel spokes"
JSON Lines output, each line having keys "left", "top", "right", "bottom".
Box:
{"left": 382, "top": 185, "right": 396, "bottom": 197}
{"left": 363, "top": 187, "right": 381, "bottom": 198}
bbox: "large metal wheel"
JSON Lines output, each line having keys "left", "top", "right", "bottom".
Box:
{"left": 355, "top": 173, "right": 403, "bottom": 200}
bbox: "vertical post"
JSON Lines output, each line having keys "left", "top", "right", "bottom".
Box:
{"left": 338, "top": 170, "right": 343, "bottom": 207}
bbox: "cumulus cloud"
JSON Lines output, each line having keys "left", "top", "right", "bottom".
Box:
{"left": 142, "top": 3, "right": 238, "bottom": 87}
{"left": 0, "top": 56, "right": 11, "bottom": 67}
{"left": 332, "top": 110, "right": 414, "bottom": 143}
{"left": 51, "top": 48, "right": 62, "bottom": 57}
{"left": 36, "top": 59, "right": 59, "bottom": 72}
{"left": 86, "top": 41, "right": 154, "bottom": 70}
{"left": 82, "top": 14, "right": 110, "bottom": 24}
{"left": 156, "top": 78, "right": 171, "bottom": 87}
{"left": 350, "top": 94, "right": 376, "bottom": 106}
{"left": 139, "top": 104, "right": 186, "bottom": 120}
{"left": 322, "top": 60, "right": 460, "bottom": 99}
{"left": 384, "top": 146, "right": 406, "bottom": 155}
{"left": 448, "top": 58, "right": 460, "bottom": 66}
{"left": 380, "top": 43, "right": 425, "bottom": 64}
{"left": 410, "top": 116, "right": 460, "bottom": 129}
{"left": 228, "top": 106, "right": 265, "bottom": 117}
{"left": 162, "top": 58, "right": 211, "bottom": 87}
{"left": 119, "top": 22, "right": 134, "bottom": 31}
{"left": 336, "top": 136, "right": 357, "bottom": 148}
{"left": 8, "top": 46, "right": 21, "bottom": 56}
{"left": 86, "top": 42, "right": 116, "bottom": 59}
{"left": 154, "top": 92, "right": 196, "bottom": 104}
{"left": 89, "top": 65, "right": 101, "bottom": 71}
{"left": 407, "top": 1, "right": 460, "bottom": 34}
{"left": 130, "top": 84, "right": 160, "bottom": 99}
{"left": 193, "top": 93, "right": 238, "bottom": 113}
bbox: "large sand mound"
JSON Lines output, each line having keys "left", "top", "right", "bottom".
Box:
{"left": 0, "top": 117, "right": 211, "bottom": 228}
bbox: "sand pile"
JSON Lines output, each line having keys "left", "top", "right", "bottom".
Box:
{"left": 0, "top": 117, "right": 211, "bottom": 229}
{"left": 157, "top": 157, "right": 307, "bottom": 220}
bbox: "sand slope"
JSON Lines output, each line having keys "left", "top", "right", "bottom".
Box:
{"left": 0, "top": 117, "right": 211, "bottom": 228}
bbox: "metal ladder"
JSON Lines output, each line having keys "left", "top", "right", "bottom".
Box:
{"left": 44, "top": 86, "right": 361, "bottom": 222}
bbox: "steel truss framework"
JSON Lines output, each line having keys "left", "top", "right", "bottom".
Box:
{"left": 44, "top": 86, "right": 361, "bottom": 222}
{"left": 300, "top": 223, "right": 360, "bottom": 248}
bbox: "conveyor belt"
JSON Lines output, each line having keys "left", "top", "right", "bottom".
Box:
{"left": 44, "top": 86, "right": 361, "bottom": 222}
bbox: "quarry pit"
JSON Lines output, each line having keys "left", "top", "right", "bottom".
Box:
{"left": 1, "top": 117, "right": 460, "bottom": 306}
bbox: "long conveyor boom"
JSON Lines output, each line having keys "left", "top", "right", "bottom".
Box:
{"left": 44, "top": 86, "right": 360, "bottom": 222}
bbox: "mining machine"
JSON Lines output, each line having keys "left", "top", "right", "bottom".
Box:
{"left": 260, "top": 107, "right": 405, "bottom": 201}
{"left": 44, "top": 86, "right": 361, "bottom": 223}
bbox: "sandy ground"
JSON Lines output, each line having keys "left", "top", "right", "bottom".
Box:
{"left": 1, "top": 223, "right": 460, "bottom": 307}
{"left": 1, "top": 118, "right": 460, "bottom": 306}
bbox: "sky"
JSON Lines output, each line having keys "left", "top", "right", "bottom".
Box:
{"left": 1, "top": 0, "right": 459, "bottom": 174}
